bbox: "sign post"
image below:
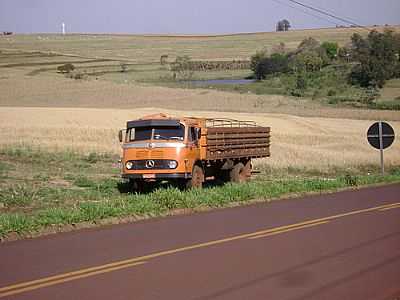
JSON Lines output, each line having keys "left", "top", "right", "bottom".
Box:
{"left": 367, "top": 121, "right": 395, "bottom": 175}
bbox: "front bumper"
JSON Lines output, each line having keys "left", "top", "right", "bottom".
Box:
{"left": 122, "top": 173, "right": 190, "bottom": 180}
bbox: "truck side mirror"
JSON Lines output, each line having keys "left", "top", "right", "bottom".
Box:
{"left": 196, "top": 128, "right": 201, "bottom": 140}
{"left": 118, "top": 130, "right": 124, "bottom": 143}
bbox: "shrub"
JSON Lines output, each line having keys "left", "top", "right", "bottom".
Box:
{"left": 292, "top": 51, "right": 323, "bottom": 72}
{"left": 57, "top": 63, "right": 75, "bottom": 73}
{"left": 297, "top": 37, "right": 320, "bottom": 52}
{"left": 250, "top": 50, "right": 268, "bottom": 80}
{"left": 86, "top": 152, "right": 98, "bottom": 164}
{"left": 251, "top": 52, "right": 290, "bottom": 80}
{"left": 321, "top": 41, "right": 338, "bottom": 60}
{"left": 170, "top": 56, "right": 194, "bottom": 81}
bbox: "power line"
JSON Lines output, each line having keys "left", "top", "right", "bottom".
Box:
{"left": 295, "top": 0, "right": 363, "bottom": 26}
{"left": 285, "top": 0, "right": 370, "bottom": 31}
{"left": 270, "top": 0, "right": 341, "bottom": 27}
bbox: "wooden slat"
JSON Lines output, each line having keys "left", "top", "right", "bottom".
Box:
{"left": 206, "top": 127, "right": 270, "bottom": 134}
{"left": 207, "top": 137, "right": 269, "bottom": 146}
{"left": 208, "top": 143, "right": 270, "bottom": 150}
{"left": 206, "top": 149, "right": 270, "bottom": 160}
{"left": 207, "top": 133, "right": 270, "bottom": 140}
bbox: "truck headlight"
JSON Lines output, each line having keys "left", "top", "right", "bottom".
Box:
{"left": 168, "top": 160, "right": 178, "bottom": 169}
{"left": 126, "top": 161, "right": 134, "bottom": 170}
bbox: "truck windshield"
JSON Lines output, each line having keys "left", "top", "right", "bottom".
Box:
{"left": 128, "top": 125, "right": 185, "bottom": 141}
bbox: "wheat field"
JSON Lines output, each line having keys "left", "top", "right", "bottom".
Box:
{"left": 1, "top": 106, "right": 399, "bottom": 172}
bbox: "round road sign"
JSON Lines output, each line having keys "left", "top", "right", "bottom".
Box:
{"left": 367, "top": 122, "right": 395, "bottom": 150}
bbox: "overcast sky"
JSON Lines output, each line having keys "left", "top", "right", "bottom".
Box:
{"left": 1, "top": 0, "right": 399, "bottom": 34}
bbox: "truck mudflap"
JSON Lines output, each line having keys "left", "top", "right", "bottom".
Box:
{"left": 122, "top": 173, "right": 191, "bottom": 180}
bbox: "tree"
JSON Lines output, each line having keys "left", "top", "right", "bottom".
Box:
{"left": 251, "top": 51, "right": 290, "bottom": 80}
{"left": 292, "top": 51, "right": 323, "bottom": 72}
{"left": 276, "top": 19, "right": 291, "bottom": 32}
{"left": 250, "top": 50, "right": 268, "bottom": 79}
{"left": 297, "top": 37, "right": 320, "bottom": 52}
{"left": 294, "top": 37, "right": 329, "bottom": 68}
{"left": 321, "top": 41, "right": 338, "bottom": 60}
{"left": 170, "top": 55, "right": 194, "bottom": 80}
{"left": 349, "top": 30, "right": 399, "bottom": 88}
{"left": 338, "top": 46, "right": 351, "bottom": 62}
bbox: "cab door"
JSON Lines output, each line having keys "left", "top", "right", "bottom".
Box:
{"left": 185, "top": 126, "right": 201, "bottom": 173}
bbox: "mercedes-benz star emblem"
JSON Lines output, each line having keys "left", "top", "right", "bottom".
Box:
{"left": 145, "top": 160, "right": 155, "bottom": 168}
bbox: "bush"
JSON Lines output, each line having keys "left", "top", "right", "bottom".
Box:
{"left": 65, "top": 71, "right": 86, "bottom": 80}
{"left": 321, "top": 42, "right": 338, "bottom": 60}
{"left": 250, "top": 50, "right": 268, "bottom": 80}
{"left": 170, "top": 56, "right": 194, "bottom": 81}
{"left": 292, "top": 51, "right": 323, "bottom": 72}
{"left": 251, "top": 52, "right": 290, "bottom": 80}
{"left": 57, "top": 63, "right": 75, "bottom": 73}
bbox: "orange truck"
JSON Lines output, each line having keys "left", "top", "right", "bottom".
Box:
{"left": 119, "top": 113, "right": 270, "bottom": 190}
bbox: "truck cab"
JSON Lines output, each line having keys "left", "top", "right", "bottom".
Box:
{"left": 120, "top": 114, "right": 204, "bottom": 189}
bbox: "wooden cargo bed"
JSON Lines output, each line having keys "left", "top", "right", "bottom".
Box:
{"left": 204, "top": 126, "right": 270, "bottom": 160}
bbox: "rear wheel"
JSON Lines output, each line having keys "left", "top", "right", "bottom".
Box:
{"left": 242, "top": 160, "right": 252, "bottom": 181}
{"left": 229, "top": 162, "right": 248, "bottom": 183}
{"left": 186, "top": 165, "right": 204, "bottom": 189}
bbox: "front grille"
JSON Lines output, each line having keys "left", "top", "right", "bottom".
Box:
{"left": 135, "top": 150, "right": 164, "bottom": 159}
{"left": 127, "top": 160, "right": 177, "bottom": 170}
{"left": 136, "top": 151, "right": 148, "bottom": 159}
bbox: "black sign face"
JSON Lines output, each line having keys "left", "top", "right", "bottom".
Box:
{"left": 367, "top": 122, "right": 395, "bottom": 149}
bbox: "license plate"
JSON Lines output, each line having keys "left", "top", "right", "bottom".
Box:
{"left": 143, "top": 174, "right": 156, "bottom": 179}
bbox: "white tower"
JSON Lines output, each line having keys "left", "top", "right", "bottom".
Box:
{"left": 62, "top": 23, "right": 66, "bottom": 35}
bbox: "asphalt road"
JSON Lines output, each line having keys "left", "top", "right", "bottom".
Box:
{"left": 1, "top": 184, "right": 399, "bottom": 300}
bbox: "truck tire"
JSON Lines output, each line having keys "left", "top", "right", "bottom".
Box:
{"left": 130, "top": 179, "right": 147, "bottom": 193}
{"left": 186, "top": 165, "right": 204, "bottom": 189}
{"left": 243, "top": 160, "right": 252, "bottom": 180}
{"left": 229, "top": 162, "right": 247, "bottom": 183}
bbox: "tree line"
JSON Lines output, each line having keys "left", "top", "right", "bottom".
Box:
{"left": 250, "top": 29, "right": 400, "bottom": 89}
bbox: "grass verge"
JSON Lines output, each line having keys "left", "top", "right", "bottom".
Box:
{"left": 1, "top": 146, "right": 399, "bottom": 240}
{"left": 1, "top": 171, "right": 400, "bottom": 240}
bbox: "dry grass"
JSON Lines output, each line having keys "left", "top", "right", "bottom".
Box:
{"left": 1, "top": 107, "right": 399, "bottom": 172}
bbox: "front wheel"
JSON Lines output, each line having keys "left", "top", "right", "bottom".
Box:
{"left": 186, "top": 165, "right": 204, "bottom": 189}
